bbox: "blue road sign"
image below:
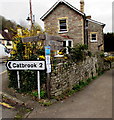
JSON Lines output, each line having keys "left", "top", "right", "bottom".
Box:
{"left": 45, "top": 46, "right": 51, "bottom": 55}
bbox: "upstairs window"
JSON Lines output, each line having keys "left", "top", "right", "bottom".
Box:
{"left": 90, "top": 33, "right": 97, "bottom": 42}
{"left": 59, "top": 19, "right": 68, "bottom": 32}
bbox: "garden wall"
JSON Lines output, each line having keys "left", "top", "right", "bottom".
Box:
{"left": 50, "top": 56, "right": 110, "bottom": 96}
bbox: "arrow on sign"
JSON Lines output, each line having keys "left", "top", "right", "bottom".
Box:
{"left": 7, "top": 62, "right": 12, "bottom": 69}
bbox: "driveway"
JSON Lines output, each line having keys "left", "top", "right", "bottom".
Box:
{"left": 28, "top": 70, "right": 113, "bottom": 118}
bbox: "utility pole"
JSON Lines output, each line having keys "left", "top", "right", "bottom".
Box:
{"left": 26, "top": 0, "right": 35, "bottom": 30}
{"left": 29, "top": 0, "right": 33, "bottom": 30}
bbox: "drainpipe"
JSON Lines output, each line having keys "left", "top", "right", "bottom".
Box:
{"left": 83, "top": 14, "right": 88, "bottom": 46}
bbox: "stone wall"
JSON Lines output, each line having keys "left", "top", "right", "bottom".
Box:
{"left": 50, "top": 56, "right": 110, "bottom": 96}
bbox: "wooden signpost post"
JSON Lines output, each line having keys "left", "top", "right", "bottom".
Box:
{"left": 45, "top": 46, "right": 51, "bottom": 99}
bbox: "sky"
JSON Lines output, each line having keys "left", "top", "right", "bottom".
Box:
{"left": 0, "top": 0, "right": 113, "bottom": 33}
{"left": 113, "top": 1, "right": 114, "bottom": 32}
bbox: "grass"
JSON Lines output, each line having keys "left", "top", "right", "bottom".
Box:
{"left": 38, "top": 99, "right": 52, "bottom": 106}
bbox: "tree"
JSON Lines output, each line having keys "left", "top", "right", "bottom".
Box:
{"left": 104, "top": 33, "right": 114, "bottom": 52}
{"left": 0, "top": 15, "right": 17, "bottom": 31}
{"left": 32, "top": 22, "right": 43, "bottom": 34}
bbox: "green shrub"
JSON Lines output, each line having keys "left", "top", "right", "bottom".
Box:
{"left": 65, "top": 89, "right": 75, "bottom": 96}
{"left": 88, "top": 51, "right": 92, "bottom": 57}
{"left": 32, "top": 91, "right": 38, "bottom": 97}
{"left": 100, "top": 53, "right": 105, "bottom": 58}
{"left": 40, "top": 90, "right": 46, "bottom": 99}
{"left": 69, "top": 44, "right": 88, "bottom": 62}
{"left": 72, "top": 84, "right": 81, "bottom": 91}
{"left": 87, "top": 78, "right": 92, "bottom": 83}
{"left": 32, "top": 90, "right": 46, "bottom": 99}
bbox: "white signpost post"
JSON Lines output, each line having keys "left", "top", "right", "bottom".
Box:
{"left": 6, "top": 60, "right": 45, "bottom": 99}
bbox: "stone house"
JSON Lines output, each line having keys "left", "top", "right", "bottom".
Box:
{"left": 40, "top": 0, "right": 105, "bottom": 52}
{"left": 0, "top": 30, "right": 13, "bottom": 51}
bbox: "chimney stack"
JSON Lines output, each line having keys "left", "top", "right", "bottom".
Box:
{"left": 80, "top": 0, "right": 84, "bottom": 13}
{"left": 86, "top": 15, "right": 91, "bottom": 19}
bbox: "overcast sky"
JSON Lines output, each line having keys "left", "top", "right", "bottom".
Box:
{"left": 0, "top": 0, "right": 113, "bottom": 33}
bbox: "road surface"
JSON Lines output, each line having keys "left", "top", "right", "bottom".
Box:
{"left": 0, "top": 63, "right": 6, "bottom": 73}
{"left": 28, "top": 70, "right": 113, "bottom": 118}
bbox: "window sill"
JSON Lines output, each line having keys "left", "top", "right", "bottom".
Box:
{"left": 58, "top": 31, "right": 68, "bottom": 34}
{"left": 90, "top": 40, "right": 98, "bottom": 43}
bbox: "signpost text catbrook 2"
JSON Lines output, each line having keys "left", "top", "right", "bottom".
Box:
{"left": 7, "top": 61, "right": 45, "bottom": 70}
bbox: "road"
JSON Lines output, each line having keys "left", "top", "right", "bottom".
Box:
{"left": 0, "top": 63, "right": 6, "bottom": 73}
{"left": 0, "top": 63, "right": 18, "bottom": 119}
{"left": 0, "top": 106, "right": 17, "bottom": 119}
{"left": 28, "top": 70, "right": 113, "bottom": 118}
{"left": 0, "top": 63, "right": 7, "bottom": 92}
{"left": 0, "top": 63, "right": 113, "bottom": 119}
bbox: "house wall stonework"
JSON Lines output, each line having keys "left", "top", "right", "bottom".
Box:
{"left": 50, "top": 56, "right": 110, "bottom": 96}
{"left": 88, "top": 21, "right": 104, "bottom": 52}
{"left": 44, "top": 3, "right": 84, "bottom": 46}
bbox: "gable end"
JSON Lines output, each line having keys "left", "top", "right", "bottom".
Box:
{"left": 40, "top": 0, "right": 85, "bottom": 21}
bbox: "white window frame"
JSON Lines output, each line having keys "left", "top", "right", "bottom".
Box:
{"left": 63, "top": 39, "right": 73, "bottom": 47}
{"left": 63, "top": 39, "right": 73, "bottom": 54}
{"left": 58, "top": 17, "right": 68, "bottom": 33}
{"left": 90, "top": 32, "right": 97, "bottom": 42}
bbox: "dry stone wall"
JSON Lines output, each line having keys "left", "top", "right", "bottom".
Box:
{"left": 50, "top": 56, "right": 110, "bottom": 96}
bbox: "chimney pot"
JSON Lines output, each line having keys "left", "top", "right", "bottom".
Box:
{"left": 86, "top": 16, "right": 91, "bottom": 19}
{"left": 80, "top": 0, "right": 84, "bottom": 13}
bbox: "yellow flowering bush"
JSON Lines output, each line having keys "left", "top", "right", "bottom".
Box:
{"left": 104, "top": 56, "right": 114, "bottom": 62}
{"left": 9, "top": 27, "right": 46, "bottom": 93}
{"left": 10, "top": 50, "right": 16, "bottom": 55}
{"left": 64, "top": 57, "right": 68, "bottom": 59}
{"left": 39, "top": 55, "right": 45, "bottom": 59}
{"left": 58, "top": 52, "right": 63, "bottom": 55}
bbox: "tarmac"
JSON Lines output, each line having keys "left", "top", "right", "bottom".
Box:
{"left": 28, "top": 69, "right": 113, "bottom": 118}
{"left": 0, "top": 67, "right": 113, "bottom": 119}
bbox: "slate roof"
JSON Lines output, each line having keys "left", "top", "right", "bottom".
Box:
{"left": 87, "top": 19, "right": 105, "bottom": 27}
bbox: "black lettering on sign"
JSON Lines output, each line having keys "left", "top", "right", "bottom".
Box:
{"left": 39, "top": 63, "right": 43, "bottom": 68}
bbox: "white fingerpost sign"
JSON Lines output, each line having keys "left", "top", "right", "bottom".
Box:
{"left": 45, "top": 55, "right": 50, "bottom": 65}
{"left": 6, "top": 61, "right": 45, "bottom": 70}
{"left": 6, "top": 60, "right": 45, "bottom": 99}
{"left": 46, "top": 64, "right": 51, "bottom": 73}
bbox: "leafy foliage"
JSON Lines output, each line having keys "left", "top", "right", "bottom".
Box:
{"left": 0, "top": 15, "right": 17, "bottom": 31}
{"left": 67, "top": 44, "right": 88, "bottom": 62}
{"left": 104, "top": 33, "right": 114, "bottom": 52}
{"left": 104, "top": 56, "right": 114, "bottom": 62}
{"left": 32, "top": 90, "right": 46, "bottom": 99}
